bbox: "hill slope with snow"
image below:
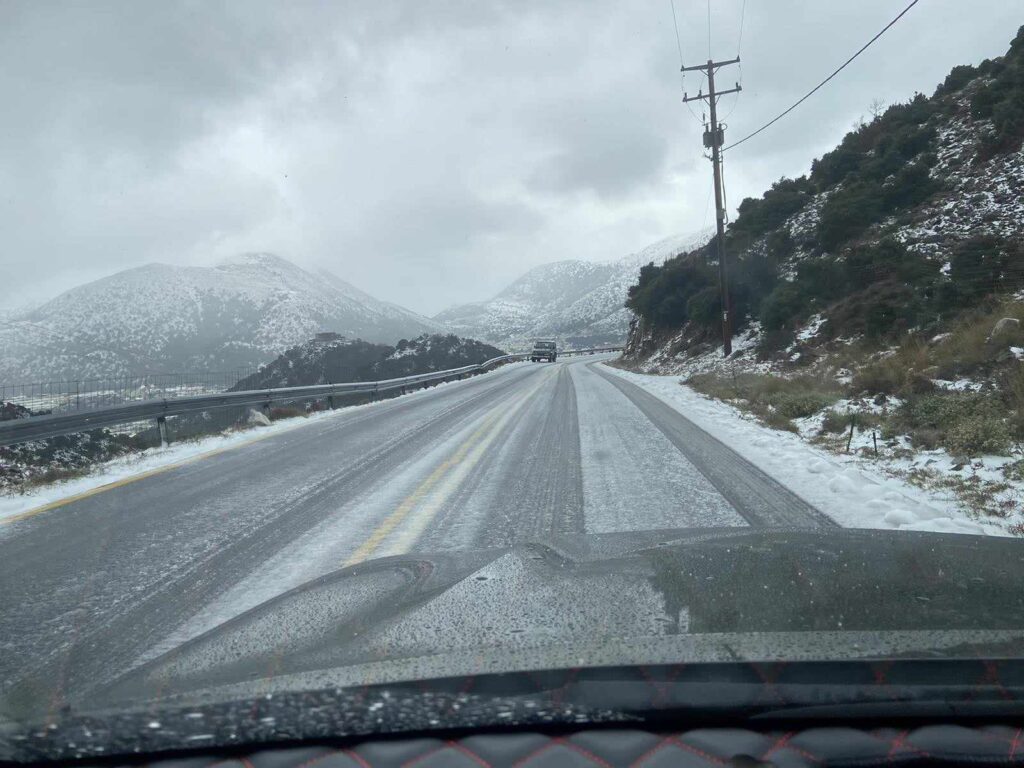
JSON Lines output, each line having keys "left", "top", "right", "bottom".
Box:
{"left": 0, "top": 254, "right": 441, "bottom": 381}
{"left": 230, "top": 333, "right": 506, "bottom": 390}
{"left": 433, "top": 231, "right": 709, "bottom": 348}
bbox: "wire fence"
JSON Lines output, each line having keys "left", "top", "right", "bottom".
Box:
{"left": 0, "top": 367, "right": 260, "bottom": 417}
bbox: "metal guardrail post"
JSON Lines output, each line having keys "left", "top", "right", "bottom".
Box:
{"left": 157, "top": 415, "right": 169, "bottom": 447}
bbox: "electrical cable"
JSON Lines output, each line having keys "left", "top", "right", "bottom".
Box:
{"left": 724, "top": 0, "right": 922, "bottom": 152}
{"left": 707, "top": 0, "right": 713, "bottom": 59}
{"left": 671, "top": 0, "right": 707, "bottom": 126}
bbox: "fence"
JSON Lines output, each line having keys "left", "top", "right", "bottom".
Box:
{"left": 0, "top": 368, "right": 259, "bottom": 417}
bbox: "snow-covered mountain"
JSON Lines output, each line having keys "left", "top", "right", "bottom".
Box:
{"left": 433, "top": 231, "right": 711, "bottom": 349}
{"left": 0, "top": 254, "right": 441, "bottom": 381}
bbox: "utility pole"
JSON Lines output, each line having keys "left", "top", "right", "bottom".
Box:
{"left": 683, "top": 57, "right": 741, "bottom": 356}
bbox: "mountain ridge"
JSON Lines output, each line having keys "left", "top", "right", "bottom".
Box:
{"left": 433, "top": 231, "right": 710, "bottom": 348}
{"left": 0, "top": 253, "right": 442, "bottom": 382}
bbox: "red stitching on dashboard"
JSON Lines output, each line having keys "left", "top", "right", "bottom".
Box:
{"left": 511, "top": 737, "right": 615, "bottom": 768}
{"left": 449, "top": 742, "right": 494, "bottom": 768}
{"left": 345, "top": 750, "right": 373, "bottom": 768}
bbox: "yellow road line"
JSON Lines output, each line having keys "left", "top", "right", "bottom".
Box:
{"left": 342, "top": 411, "right": 502, "bottom": 567}
{"left": 343, "top": 368, "right": 553, "bottom": 567}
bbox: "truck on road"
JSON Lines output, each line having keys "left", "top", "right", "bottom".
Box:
{"left": 530, "top": 339, "right": 557, "bottom": 362}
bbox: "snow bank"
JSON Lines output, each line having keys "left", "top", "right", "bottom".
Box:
{"left": 600, "top": 364, "right": 1006, "bottom": 537}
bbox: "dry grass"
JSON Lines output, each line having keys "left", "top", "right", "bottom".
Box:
{"left": 14, "top": 466, "right": 92, "bottom": 494}
{"left": 931, "top": 300, "right": 1024, "bottom": 379}
{"left": 268, "top": 406, "right": 307, "bottom": 421}
{"left": 850, "top": 339, "right": 932, "bottom": 395}
{"left": 687, "top": 372, "right": 842, "bottom": 433}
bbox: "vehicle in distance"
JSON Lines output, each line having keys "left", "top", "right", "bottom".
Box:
{"left": 529, "top": 339, "right": 557, "bottom": 362}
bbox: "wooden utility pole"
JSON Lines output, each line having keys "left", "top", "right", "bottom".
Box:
{"left": 683, "top": 57, "right": 741, "bottom": 356}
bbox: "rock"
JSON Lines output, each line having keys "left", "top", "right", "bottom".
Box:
{"left": 247, "top": 408, "right": 272, "bottom": 427}
{"left": 873, "top": 393, "right": 888, "bottom": 405}
{"left": 991, "top": 317, "right": 1021, "bottom": 338}
{"left": 0, "top": 401, "right": 31, "bottom": 421}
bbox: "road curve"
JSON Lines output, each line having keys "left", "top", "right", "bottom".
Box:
{"left": 0, "top": 356, "right": 828, "bottom": 707}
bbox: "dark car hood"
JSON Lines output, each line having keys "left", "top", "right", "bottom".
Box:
{"left": 99, "top": 527, "right": 1024, "bottom": 705}
{"left": 8, "top": 527, "right": 1024, "bottom": 762}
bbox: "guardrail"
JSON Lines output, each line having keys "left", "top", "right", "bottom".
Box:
{"left": 559, "top": 346, "right": 623, "bottom": 357}
{"left": 0, "top": 347, "right": 622, "bottom": 447}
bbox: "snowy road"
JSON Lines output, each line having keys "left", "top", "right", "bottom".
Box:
{"left": 0, "top": 356, "right": 829, "bottom": 704}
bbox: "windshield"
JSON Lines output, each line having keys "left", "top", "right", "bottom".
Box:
{"left": 2, "top": 1, "right": 1024, "bottom": 762}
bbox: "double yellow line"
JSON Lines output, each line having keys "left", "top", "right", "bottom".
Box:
{"left": 343, "top": 368, "right": 554, "bottom": 566}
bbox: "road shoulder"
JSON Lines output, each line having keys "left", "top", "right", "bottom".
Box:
{"left": 598, "top": 363, "right": 1002, "bottom": 536}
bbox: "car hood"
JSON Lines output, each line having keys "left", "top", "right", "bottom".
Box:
{"left": 8, "top": 527, "right": 1024, "bottom": 761}
{"left": 101, "top": 527, "right": 1024, "bottom": 704}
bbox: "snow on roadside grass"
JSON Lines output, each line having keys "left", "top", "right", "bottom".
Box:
{"left": 600, "top": 363, "right": 1007, "bottom": 537}
{"left": 0, "top": 364, "right": 529, "bottom": 527}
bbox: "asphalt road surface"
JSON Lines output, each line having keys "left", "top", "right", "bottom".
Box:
{"left": 0, "top": 356, "right": 831, "bottom": 706}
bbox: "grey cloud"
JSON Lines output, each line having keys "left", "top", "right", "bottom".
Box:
{"left": 0, "top": 0, "right": 1020, "bottom": 316}
{"left": 527, "top": 97, "right": 671, "bottom": 198}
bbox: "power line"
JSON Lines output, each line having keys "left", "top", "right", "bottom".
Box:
{"left": 724, "top": 0, "right": 922, "bottom": 152}
{"left": 736, "top": 0, "right": 747, "bottom": 56}
{"left": 670, "top": 0, "right": 706, "bottom": 126}
{"left": 706, "top": 0, "right": 713, "bottom": 59}
{"left": 670, "top": 0, "right": 684, "bottom": 65}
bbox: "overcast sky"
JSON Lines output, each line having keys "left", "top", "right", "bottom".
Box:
{"left": 0, "top": 1, "right": 1019, "bottom": 316}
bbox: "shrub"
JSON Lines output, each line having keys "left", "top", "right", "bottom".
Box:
{"left": 947, "top": 236, "right": 1024, "bottom": 306}
{"left": 945, "top": 413, "right": 1012, "bottom": 456}
{"left": 731, "top": 176, "right": 813, "bottom": 242}
{"left": 820, "top": 409, "right": 850, "bottom": 434}
{"left": 818, "top": 181, "right": 885, "bottom": 251}
{"left": 892, "top": 392, "right": 1011, "bottom": 456}
{"left": 686, "top": 286, "right": 721, "bottom": 326}
{"left": 760, "top": 282, "right": 803, "bottom": 331}
{"left": 971, "top": 26, "right": 1024, "bottom": 157}
{"left": 935, "top": 64, "right": 978, "bottom": 96}
{"left": 824, "top": 279, "right": 924, "bottom": 341}
{"left": 881, "top": 161, "right": 940, "bottom": 210}
{"left": 769, "top": 391, "right": 839, "bottom": 419}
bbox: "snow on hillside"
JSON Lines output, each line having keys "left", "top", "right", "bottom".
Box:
{"left": 231, "top": 332, "right": 506, "bottom": 390}
{"left": 434, "top": 230, "right": 711, "bottom": 348}
{"left": 0, "top": 254, "right": 441, "bottom": 382}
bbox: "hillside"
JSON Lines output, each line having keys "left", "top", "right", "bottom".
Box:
{"left": 434, "top": 231, "right": 709, "bottom": 349}
{"left": 625, "top": 27, "right": 1024, "bottom": 364}
{"left": 231, "top": 333, "right": 506, "bottom": 390}
{"left": 618, "top": 26, "right": 1024, "bottom": 529}
{"left": 0, "top": 254, "right": 441, "bottom": 382}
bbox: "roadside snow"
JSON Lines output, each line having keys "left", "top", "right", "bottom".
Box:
{"left": 600, "top": 364, "right": 1005, "bottom": 537}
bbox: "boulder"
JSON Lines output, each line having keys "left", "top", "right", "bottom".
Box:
{"left": 247, "top": 408, "right": 272, "bottom": 427}
{"left": 991, "top": 317, "right": 1021, "bottom": 338}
